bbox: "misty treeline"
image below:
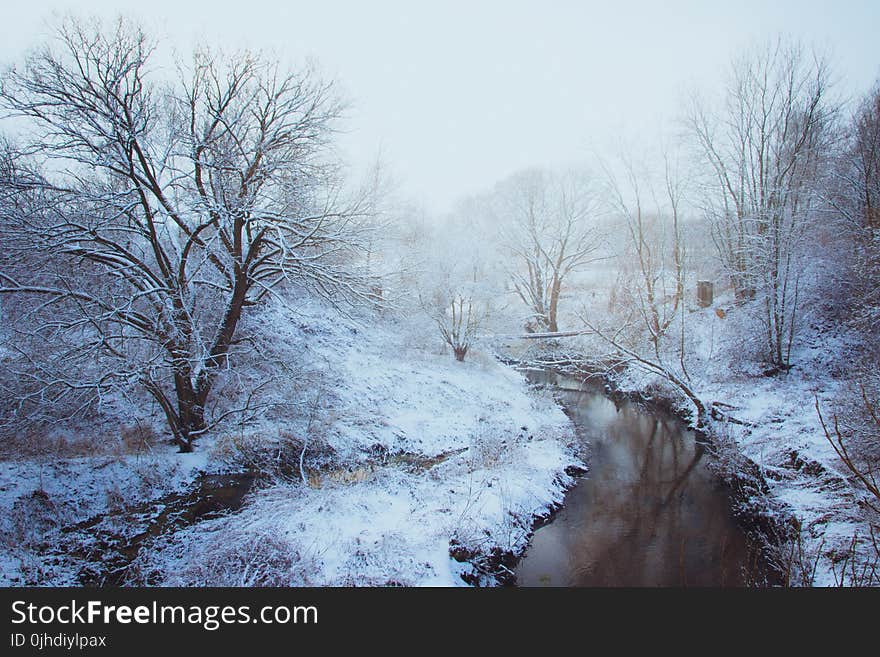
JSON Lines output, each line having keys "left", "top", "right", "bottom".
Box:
{"left": 0, "top": 17, "right": 877, "bottom": 485}
{"left": 383, "top": 35, "right": 880, "bottom": 523}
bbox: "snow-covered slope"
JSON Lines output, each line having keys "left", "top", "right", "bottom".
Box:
{"left": 0, "top": 298, "right": 579, "bottom": 586}
{"left": 131, "top": 301, "right": 579, "bottom": 586}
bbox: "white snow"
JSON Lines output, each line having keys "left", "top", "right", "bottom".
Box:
{"left": 130, "top": 301, "right": 578, "bottom": 586}
{"left": 0, "top": 298, "right": 579, "bottom": 586}
{"left": 4, "top": 279, "right": 872, "bottom": 587}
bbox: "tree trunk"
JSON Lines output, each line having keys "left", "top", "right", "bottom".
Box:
{"left": 172, "top": 269, "right": 247, "bottom": 451}
{"left": 453, "top": 346, "right": 468, "bottom": 361}
{"left": 547, "top": 274, "right": 561, "bottom": 333}
{"left": 144, "top": 372, "right": 208, "bottom": 453}
{"left": 176, "top": 399, "right": 206, "bottom": 453}
{"left": 546, "top": 285, "right": 559, "bottom": 332}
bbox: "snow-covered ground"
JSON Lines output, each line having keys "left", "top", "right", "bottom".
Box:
{"left": 0, "top": 300, "right": 579, "bottom": 586}
{"left": 691, "top": 318, "right": 876, "bottom": 587}
{"left": 3, "top": 280, "right": 872, "bottom": 587}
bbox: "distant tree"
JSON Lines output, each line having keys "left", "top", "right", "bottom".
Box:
{"left": 421, "top": 285, "right": 488, "bottom": 362}
{"left": 417, "top": 231, "right": 493, "bottom": 362}
{"left": 603, "top": 153, "right": 687, "bottom": 362}
{"left": 495, "top": 168, "right": 602, "bottom": 333}
{"left": 0, "top": 17, "right": 374, "bottom": 451}
{"left": 584, "top": 152, "right": 704, "bottom": 425}
{"left": 687, "top": 38, "right": 835, "bottom": 367}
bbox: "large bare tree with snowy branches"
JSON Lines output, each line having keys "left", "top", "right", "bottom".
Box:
{"left": 0, "top": 17, "right": 375, "bottom": 451}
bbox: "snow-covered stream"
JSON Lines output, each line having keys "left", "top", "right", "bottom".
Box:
{"left": 4, "top": 296, "right": 865, "bottom": 587}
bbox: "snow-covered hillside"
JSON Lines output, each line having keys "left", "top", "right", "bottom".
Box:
{"left": 0, "top": 299, "right": 580, "bottom": 586}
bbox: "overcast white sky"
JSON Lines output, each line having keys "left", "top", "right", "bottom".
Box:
{"left": 2, "top": 1, "right": 879, "bottom": 212}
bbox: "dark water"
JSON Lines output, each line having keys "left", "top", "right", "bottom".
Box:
{"left": 516, "top": 372, "right": 755, "bottom": 587}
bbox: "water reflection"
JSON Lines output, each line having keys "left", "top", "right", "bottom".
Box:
{"left": 516, "top": 373, "right": 750, "bottom": 587}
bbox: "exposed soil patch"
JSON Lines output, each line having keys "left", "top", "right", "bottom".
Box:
{"left": 63, "top": 472, "right": 259, "bottom": 586}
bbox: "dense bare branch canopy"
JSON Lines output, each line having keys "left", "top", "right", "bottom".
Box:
{"left": 828, "top": 83, "right": 880, "bottom": 337}
{"left": 0, "top": 17, "right": 374, "bottom": 450}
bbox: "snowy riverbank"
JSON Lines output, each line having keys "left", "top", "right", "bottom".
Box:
{"left": 580, "top": 301, "right": 876, "bottom": 586}
{"left": 0, "top": 301, "right": 580, "bottom": 586}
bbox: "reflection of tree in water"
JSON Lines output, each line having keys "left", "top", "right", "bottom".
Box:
{"left": 556, "top": 388, "right": 748, "bottom": 586}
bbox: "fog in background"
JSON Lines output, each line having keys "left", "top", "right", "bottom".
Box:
{"left": 2, "top": 1, "right": 879, "bottom": 211}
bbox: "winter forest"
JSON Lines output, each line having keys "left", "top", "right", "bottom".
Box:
{"left": 1, "top": 8, "right": 879, "bottom": 588}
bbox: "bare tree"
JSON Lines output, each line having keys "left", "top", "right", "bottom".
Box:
{"left": 421, "top": 286, "right": 488, "bottom": 362}
{"left": 602, "top": 154, "right": 687, "bottom": 363}
{"left": 495, "top": 168, "right": 602, "bottom": 333}
{"left": 0, "top": 17, "right": 375, "bottom": 451}
{"left": 849, "top": 84, "right": 880, "bottom": 231}
{"left": 687, "top": 38, "right": 834, "bottom": 367}
{"left": 584, "top": 153, "right": 704, "bottom": 424}
{"left": 417, "top": 234, "right": 493, "bottom": 362}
